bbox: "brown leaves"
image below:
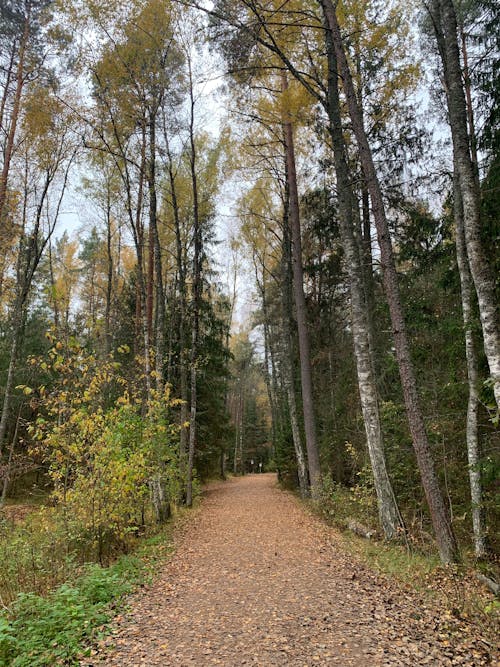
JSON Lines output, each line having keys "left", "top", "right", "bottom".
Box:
{"left": 89, "top": 475, "right": 497, "bottom": 667}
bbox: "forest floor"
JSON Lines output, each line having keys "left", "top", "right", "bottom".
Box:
{"left": 87, "top": 474, "right": 497, "bottom": 666}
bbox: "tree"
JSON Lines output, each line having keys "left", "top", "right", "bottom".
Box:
{"left": 428, "top": 0, "right": 500, "bottom": 412}
{"left": 0, "top": 87, "right": 76, "bottom": 455}
{"left": 319, "top": 0, "right": 458, "bottom": 563}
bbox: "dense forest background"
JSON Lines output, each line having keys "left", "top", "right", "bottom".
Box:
{"left": 0, "top": 0, "right": 498, "bottom": 597}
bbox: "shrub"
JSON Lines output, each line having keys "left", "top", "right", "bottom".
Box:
{"left": 25, "top": 340, "right": 182, "bottom": 562}
{"left": 0, "top": 558, "right": 144, "bottom": 666}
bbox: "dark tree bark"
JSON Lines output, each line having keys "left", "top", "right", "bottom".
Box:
{"left": 186, "top": 57, "right": 202, "bottom": 507}
{"left": 104, "top": 179, "right": 113, "bottom": 355}
{"left": 164, "top": 128, "right": 189, "bottom": 470}
{"left": 280, "top": 192, "right": 309, "bottom": 498}
{"left": 319, "top": 0, "right": 458, "bottom": 563}
{"left": 0, "top": 7, "right": 30, "bottom": 227}
{"left": 148, "top": 116, "right": 165, "bottom": 390}
{"left": 325, "top": 31, "right": 404, "bottom": 539}
{"left": 281, "top": 71, "right": 321, "bottom": 496}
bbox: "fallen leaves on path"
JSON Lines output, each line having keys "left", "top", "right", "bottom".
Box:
{"left": 85, "top": 474, "right": 497, "bottom": 666}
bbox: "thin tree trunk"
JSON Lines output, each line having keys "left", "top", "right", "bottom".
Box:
{"left": 281, "top": 207, "right": 309, "bottom": 497}
{"left": 430, "top": 0, "right": 500, "bottom": 411}
{"left": 459, "top": 24, "right": 478, "bottom": 182}
{"left": 165, "top": 132, "right": 189, "bottom": 469}
{"left": 0, "top": 42, "right": 16, "bottom": 135}
{"left": 48, "top": 240, "right": 60, "bottom": 332}
{"left": 186, "top": 58, "right": 201, "bottom": 507}
{"left": 233, "top": 386, "right": 241, "bottom": 474}
{"left": 0, "top": 312, "right": 22, "bottom": 456}
{"left": 0, "top": 10, "right": 30, "bottom": 226}
{"left": 281, "top": 72, "right": 321, "bottom": 497}
{"left": 0, "top": 409, "right": 22, "bottom": 507}
{"left": 453, "top": 169, "right": 487, "bottom": 557}
{"left": 325, "top": 33, "right": 404, "bottom": 539}
{"left": 257, "top": 262, "right": 278, "bottom": 459}
{"left": 148, "top": 118, "right": 165, "bottom": 390}
{"left": 104, "top": 183, "right": 113, "bottom": 355}
{"left": 146, "top": 223, "right": 154, "bottom": 346}
{"left": 320, "top": 0, "right": 458, "bottom": 563}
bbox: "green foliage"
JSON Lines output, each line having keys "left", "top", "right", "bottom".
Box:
{"left": 0, "top": 556, "right": 144, "bottom": 666}
{"left": 0, "top": 510, "right": 76, "bottom": 605}
{"left": 317, "top": 450, "right": 379, "bottom": 531}
{"left": 25, "top": 338, "right": 182, "bottom": 561}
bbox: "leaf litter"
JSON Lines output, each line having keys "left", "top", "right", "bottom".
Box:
{"left": 85, "top": 474, "right": 498, "bottom": 666}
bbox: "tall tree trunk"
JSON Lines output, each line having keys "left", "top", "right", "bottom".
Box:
{"left": 146, "top": 224, "right": 154, "bottom": 346}
{"left": 281, "top": 206, "right": 309, "bottom": 497}
{"left": 256, "top": 261, "right": 278, "bottom": 460}
{"left": 47, "top": 240, "right": 60, "bottom": 332}
{"left": 0, "top": 43, "right": 16, "bottom": 135}
{"left": 166, "top": 138, "right": 189, "bottom": 470}
{"left": 233, "top": 380, "right": 245, "bottom": 474}
{"left": 186, "top": 58, "right": 201, "bottom": 507}
{"left": 104, "top": 183, "right": 113, "bottom": 355}
{"left": 325, "top": 33, "right": 404, "bottom": 539}
{"left": 459, "top": 23, "right": 478, "bottom": 182}
{"left": 281, "top": 72, "right": 321, "bottom": 496}
{"left": 430, "top": 0, "right": 500, "bottom": 411}
{"left": 148, "top": 117, "right": 165, "bottom": 390}
{"left": 0, "top": 10, "right": 30, "bottom": 226}
{"left": 0, "top": 309, "right": 23, "bottom": 456}
{"left": 453, "top": 169, "right": 487, "bottom": 557}
{"left": 133, "top": 130, "right": 151, "bottom": 400}
{"left": 320, "top": 0, "right": 458, "bottom": 563}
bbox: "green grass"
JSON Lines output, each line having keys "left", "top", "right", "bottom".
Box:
{"left": 340, "top": 530, "right": 441, "bottom": 588}
{"left": 0, "top": 529, "right": 175, "bottom": 667}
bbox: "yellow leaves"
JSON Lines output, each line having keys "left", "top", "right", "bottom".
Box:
{"left": 278, "top": 78, "right": 315, "bottom": 125}
{"left": 116, "top": 395, "right": 130, "bottom": 406}
{"left": 338, "top": 0, "right": 422, "bottom": 121}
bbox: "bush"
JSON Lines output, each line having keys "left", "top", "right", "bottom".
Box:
{"left": 0, "top": 558, "right": 144, "bottom": 666}
{"left": 25, "top": 340, "right": 182, "bottom": 562}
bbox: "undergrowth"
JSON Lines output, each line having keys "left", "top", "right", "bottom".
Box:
{"left": 310, "top": 477, "right": 500, "bottom": 650}
{"left": 0, "top": 527, "right": 175, "bottom": 667}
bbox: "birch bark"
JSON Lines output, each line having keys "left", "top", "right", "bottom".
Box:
{"left": 430, "top": 0, "right": 500, "bottom": 411}
{"left": 325, "top": 32, "right": 403, "bottom": 539}
{"left": 281, "top": 72, "right": 321, "bottom": 496}
{"left": 319, "top": 0, "right": 458, "bottom": 562}
{"left": 453, "top": 170, "right": 487, "bottom": 557}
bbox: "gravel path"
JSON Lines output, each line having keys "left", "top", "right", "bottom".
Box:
{"left": 92, "top": 474, "right": 494, "bottom": 666}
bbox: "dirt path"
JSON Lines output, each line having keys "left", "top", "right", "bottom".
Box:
{"left": 92, "top": 474, "right": 494, "bottom": 666}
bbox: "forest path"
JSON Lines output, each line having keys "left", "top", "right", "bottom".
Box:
{"left": 92, "top": 474, "right": 490, "bottom": 666}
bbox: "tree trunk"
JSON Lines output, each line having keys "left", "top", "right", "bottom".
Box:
{"left": 325, "top": 32, "right": 404, "bottom": 539}
{"left": 281, "top": 206, "right": 309, "bottom": 498}
{"left": 257, "top": 262, "right": 278, "bottom": 460}
{"left": 453, "top": 169, "right": 487, "bottom": 557}
{"left": 104, "top": 183, "right": 113, "bottom": 355}
{"left": 148, "top": 117, "right": 165, "bottom": 390}
{"left": 0, "top": 10, "right": 30, "bottom": 226}
{"left": 320, "top": 0, "right": 458, "bottom": 563}
{"left": 281, "top": 72, "right": 321, "bottom": 497}
{"left": 146, "top": 223, "right": 154, "bottom": 347}
{"left": 0, "top": 410, "right": 21, "bottom": 508}
{"left": 164, "top": 131, "right": 189, "bottom": 469}
{"left": 186, "top": 58, "right": 201, "bottom": 507}
{"left": 431, "top": 0, "right": 500, "bottom": 411}
{"left": 0, "top": 312, "right": 22, "bottom": 456}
